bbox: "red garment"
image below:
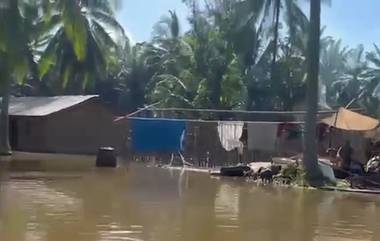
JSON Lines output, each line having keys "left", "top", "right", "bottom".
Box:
{"left": 277, "top": 123, "right": 285, "bottom": 137}
{"left": 277, "top": 123, "right": 300, "bottom": 138}
{"left": 316, "top": 123, "right": 329, "bottom": 140}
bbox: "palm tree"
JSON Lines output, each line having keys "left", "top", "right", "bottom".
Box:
{"left": 0, "top": 0, "right": 35, "bottom": 155}
{"left": 151, "top": 10, "right": 192, "bottom": 75}
{"left": 319, "top": 38, "right": 349, "bottom": 107}
{"left": 269, "top": 0, "right": 334, "bottom": 111}
{"left": 153, "top": 10, "right": 180, "bottom": 40}
{"left": 39, "top": 0, "right": 127, "bottom": 93}
{"left": 271, "top": 0, "right": 281, "bottom": 86}
{"left": 264, "top": 0, "right": 309, "bottom": 106}
{"left": 0, "top": 0, "right": 125, "bottom": 154}
{"left": 218, "top": 0, "right": 308, "bottom": 110}
{"left": 190, "top": 4, "right": 245, "bottom": 110}
{"left": 328, "top": 45, "right": 369, "bottom": 107}
{"left": 117, "top": 43, "right": 156, "bottom": 112}
{"left": 303, "top": 0, "right": 324, "bottom": 185}
{"left": 345, "top": 44, "right": 380, "bottom": 116}
{"left": 211, "top": 0, "right": 272, "bottom": 110}
{"left": 147, "top": 10, "right": 195, "bottom": 108}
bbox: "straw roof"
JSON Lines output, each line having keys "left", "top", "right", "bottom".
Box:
{"left": 321, "top": 108, "right": 379, "bottom": 131}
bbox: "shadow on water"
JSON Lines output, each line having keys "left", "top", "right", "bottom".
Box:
{"left": 1, "top": 161, "right": 380, "bottom": 241}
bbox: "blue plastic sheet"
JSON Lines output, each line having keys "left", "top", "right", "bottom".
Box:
{"left": 131, "top": 118, "right": 186, "bottom": 153}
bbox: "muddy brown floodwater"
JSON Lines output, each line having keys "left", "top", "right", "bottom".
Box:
{"left": 1, "top": 161, "right": 380, "bottom": 241}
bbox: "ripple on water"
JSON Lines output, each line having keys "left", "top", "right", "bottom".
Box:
{"left": 214, "top": 184, "right": 241, "bottom": 231}
{"left": 97, "top": 222, "right": 144, "bottom": 241}
{"left": 3, "top": 165, "right": 380, "bottom": 241}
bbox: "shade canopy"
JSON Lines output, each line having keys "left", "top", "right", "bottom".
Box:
{"left": 321, "top": 108, "right": 379, "bottom": 131}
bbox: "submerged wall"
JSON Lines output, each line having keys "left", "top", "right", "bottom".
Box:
{"left": 11, "top": 100, "right": 125, "bottom": 155}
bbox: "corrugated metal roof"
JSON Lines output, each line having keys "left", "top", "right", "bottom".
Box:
{"left": 9, "top": 95, "right": 98, "bottom": 116}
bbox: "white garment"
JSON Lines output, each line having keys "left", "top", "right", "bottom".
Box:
{"left": 217, "top": 122, "right": 244, "bottom": 152}
{"left": 248, "top": 123, "right": 278, "bottom": 151}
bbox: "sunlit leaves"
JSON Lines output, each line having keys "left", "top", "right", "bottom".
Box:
{"left": 60, "top": 0, "right": 88, "bottom": 61}
{"left": 40, "top": 0, "right": 128, "bottom": 90}
{"left": 0, "top": 0, "right": 33, "bottom": 85}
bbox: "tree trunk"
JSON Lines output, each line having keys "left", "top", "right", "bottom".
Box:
{"left": 303, "top": 0, "right": 323, "bottom": 186}
{"left": 0, "top": 78, "right": 12, "bottom": 156}
{"left": 270, "top": 0, "right": 281, "bottom": 99}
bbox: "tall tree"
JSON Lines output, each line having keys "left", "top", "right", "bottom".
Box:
{"left": 147, "top": 10, "right": 195, "bottom": 107}
{"left": 0, "top": 0, "right": 126, "bottom": 154}
{"left": 271, "top": 0, "right": 281, "bottom": 85}
{"left": 334, "top": 45, "right": 369, "bottom": 106}
{"left": 116, "top": 43, "right": 156, "bottom": 113}
{"left": 39, "top": 0, "right": 126, "bottom": 93}
{"left": 214, "top": 0, "right": 272, "bottom": 110}
{"left": 303, "top": 0, "right": 324, "bottom": 185}
{"left": 319, "top": 38, "right": 348, "bottom": 107}
{"left": 267, "top": 0, "right": 309, "bottom": 109}
{"left": 0, "top": 0, "right": 34, "bottom": 155}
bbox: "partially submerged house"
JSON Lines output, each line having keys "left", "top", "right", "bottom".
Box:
{"left": 8, "top": 95, "right": 124, "bottom": 154}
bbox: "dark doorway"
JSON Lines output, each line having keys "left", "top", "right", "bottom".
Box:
{"left": 10, "top": 119, "right": 18, "bottom": 150}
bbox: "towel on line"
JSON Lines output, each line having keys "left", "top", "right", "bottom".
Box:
{"left": 217, "top": 121, "right": 244, "bottom": 152}
{"left": 248, "top": 123, "right": 278, "bottom": 151}
{"left": 132, "top": 119, "right": 186, "bottom": 153}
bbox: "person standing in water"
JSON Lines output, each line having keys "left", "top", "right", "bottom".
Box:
{"left": 338, "top": 140, "right": 365, "bottom": 175}
{"left": 338, "top": 140, "right": 354, "bottom": 171}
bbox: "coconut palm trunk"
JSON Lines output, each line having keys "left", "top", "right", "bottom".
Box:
{"left": 0, "top": 78, "right": 11, "bottom": 156}
{"left": 271, "top": 0, "right": 281, "bottom": 85}
{"left": 303, "top": 0, "right": 323, "bottom": 185}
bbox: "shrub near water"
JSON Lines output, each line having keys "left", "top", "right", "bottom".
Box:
{"left": 274, "top": 164, "right": 310, "bottom": 187}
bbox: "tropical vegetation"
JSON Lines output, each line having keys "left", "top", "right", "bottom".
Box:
{"left": 0, "top": 0, "right": 380, "bottom": 182}
{"left": 2, "top": 0, "right": 380, "bottom": 113}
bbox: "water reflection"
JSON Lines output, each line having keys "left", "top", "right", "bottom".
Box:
{"left": 214, "top": 183, "right": 240, "bottom": 229}
{"left": 0, "top": 163, "right": 380, "bottom": 241}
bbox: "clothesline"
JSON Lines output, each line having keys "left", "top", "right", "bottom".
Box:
{"left": 129, "top": 117, "right": 307, "bottom": 155}
{"left": 114, "top": 102, "right": 162, "bottom": 122}
{"left": 143, "top": 107, "right": 362, "bottom": 115}
{"left": 127, "top": 116, "right": 306, "bottom": 125}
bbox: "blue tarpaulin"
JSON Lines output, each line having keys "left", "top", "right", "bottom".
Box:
{"left": 131, "top": 118, "right": 186, "bottom": 153}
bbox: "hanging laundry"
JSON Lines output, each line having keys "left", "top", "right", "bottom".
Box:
{"left": 248, "top": 123, "right": 278, "bottom": 151}
{"left": 131, "top": 118, "right": 186, "bottom": 153}
{"left": 277, "top": 123, "right": 303, "bottom": 154}
{"left": 317, "top": 123, "right": 329, "bottom": 141}
{"left": 278, "top": 123, "right": 303, "bottom": 140}
{"left": 217, "top": 122, "right": 244, "bottom": 152}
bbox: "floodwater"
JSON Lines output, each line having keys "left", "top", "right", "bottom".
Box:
{"left": 1, "top": 161, "right": 380, "bottom": 241}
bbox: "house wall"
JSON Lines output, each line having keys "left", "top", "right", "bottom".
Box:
{"left": 11, "top": 99, "right": 125, "bottom": 155}
{"left": 11, "top": 116, "right": 48, "bottom": 152}
{"left": 43, "top": 100, "right": 124, "bottom": 154}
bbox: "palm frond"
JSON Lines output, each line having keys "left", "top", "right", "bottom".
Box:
{"left": 89, "top": 9, "right": 126, "bottom": 37}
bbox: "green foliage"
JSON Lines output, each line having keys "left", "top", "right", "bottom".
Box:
{"left": 37, "top": 0, "right": 127, "bottom": 92}
{"left": 124, "top": 0, "right": 380, "bottom": 115}
{"left": 220, "top": 56, "right": 246, "bottom": 109}
{"left": 1, "top": 0, "right": 380, "bottom": 118}
{"left": 0, "top": 0, "right": 34, "bottom": 85}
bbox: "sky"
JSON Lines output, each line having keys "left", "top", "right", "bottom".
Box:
{"left": 117, "top": 0, "right": 380, "bottom": 49}
{"left": 116, "top": 0, "right": 189, "bottom": 43}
